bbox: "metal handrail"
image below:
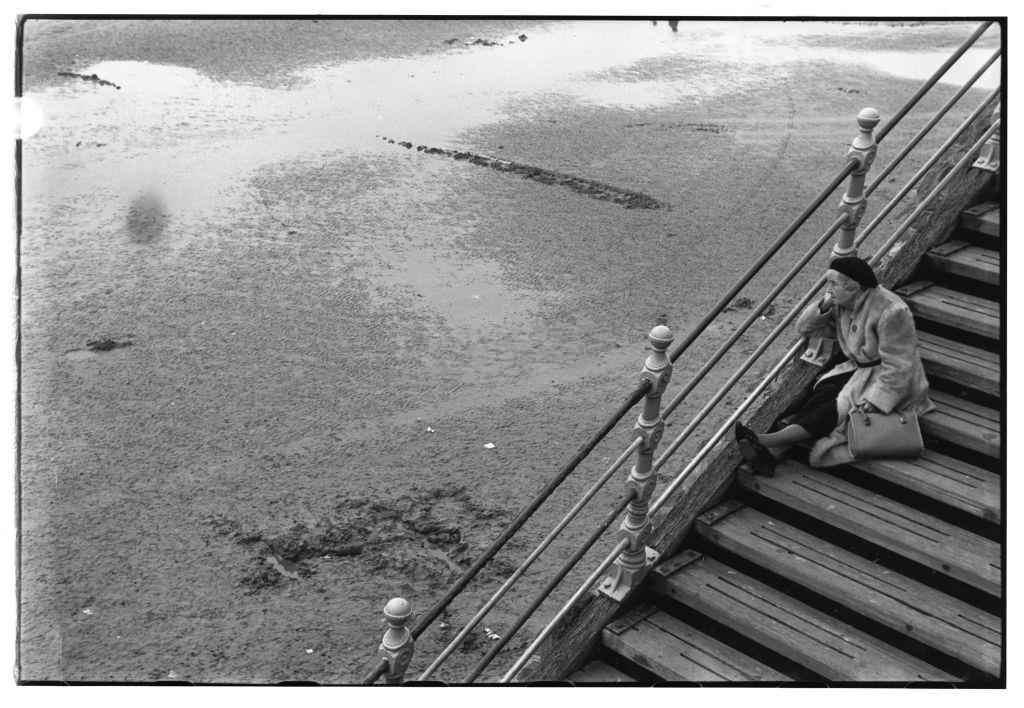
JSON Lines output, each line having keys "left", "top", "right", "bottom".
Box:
{"left": 501, "top": 536, "right": 632, "bottom": 682}
{"left": 418, "top": 122, "right": 862, "bottom": 684}
{"left": 866, "top": 120, "right": 999, "bottom": 266}
{"left": 500, "top": 115, "right": 999, "bottom": 683}
{"left": 655, "top": 214, "right": 847, "bottom": 463}
{"left": 865, "top": 48, "right": 1001, "bottom": 195}
{"left": 660, "top": 214, "right": 847, "bottom": 422}
{"left": 404, "top": 172, "right": 858, "bottom": 684}
{"left": 859, "top": 86, "right": 1001, "bottom": 240}
{"left": 465, "top": 494, "right": 635, "bottom": 682}
{"left": 666, "top": 161, "right": 855, "bottom": 367}
{"left": 416, "top": 437, "right": 642, "bottom": 679}
{"left": 656, "top": 85, "right": 1000, "bottom": 467}
{"left": 361, "top": 381, "right": 649, "bottom": 684}
{"left": 476, "top": 109, "right": 995, "bottom": 684}
{"left": 654, "top": 53, "right": 1000, "bottom": 425}
{"left": 650, "top": 55, "right": 1001, "bottom": 450}
{"left": 874, "top": 21, "right": 994, "bottom": 143}
{"left": 402, "top": 76, "right": 856, "bottom": 688}
{"left": 500, "top": 346, "right": 807, "bottom": 682}
{"left": 379, "top": 21, "right": 998, "bottom": 685}
{"left": 417, "top": 123, "right": 857, "bottom": 684}
{"left": 652, "top": 117, "right": 999, "bottom": 512}
{"left": 433, "top": 88, "right": 1000, "bottom": 684}
{"left": 656, "top": 44, "right": 1001, "bottom": 425}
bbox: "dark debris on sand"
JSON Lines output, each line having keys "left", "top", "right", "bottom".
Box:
{"left": 381, "top": 136, "right": 667, "bottom": 210}
{"left": 86, "top": 337, "right": 133, "bottom": 351}
{"left": 58, "top": 71, "right": 121, "bottom": 89}
{"left": 220, "top": 484, "right": 514, "bottom": 594}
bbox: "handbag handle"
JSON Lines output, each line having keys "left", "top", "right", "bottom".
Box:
{"left": 853, "top": 403, "right": 872, "bottom": 427}
{"left": 853, "top": 404, "right": 908, "bottom": 426}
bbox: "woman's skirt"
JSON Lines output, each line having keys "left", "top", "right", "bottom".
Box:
{"left": 787, "top": 370, "right": 856, "bottom": 437}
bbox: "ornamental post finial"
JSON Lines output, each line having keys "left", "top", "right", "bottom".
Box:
{"left": 600, "top": 325, "right": 674, "bottom": 601}
{"left": 832, "top": 107, "right": 880, "bottom": 260}
{"left": 377, "top": 598, "right": 414, "bottom": 685}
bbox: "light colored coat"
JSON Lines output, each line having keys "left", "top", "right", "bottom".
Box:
{"left": 796, "top": 285, "right": 935, "bottom": 467}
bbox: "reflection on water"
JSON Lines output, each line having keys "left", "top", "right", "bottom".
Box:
{"left": 23, "top": 21, "right": 1000, "bottom": 214}
{"left": 837, "top": 47, "right": 999, "bottom": 87}
{"left": 25, "top": 21, "right": 1000, "bottom": 167}
{"left": 21, "top": 20, "right": 1001, "bottom": 333}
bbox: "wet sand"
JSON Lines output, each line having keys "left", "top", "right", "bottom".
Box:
{"left": 17, "top": 19, "right": 999, "bottom": 683}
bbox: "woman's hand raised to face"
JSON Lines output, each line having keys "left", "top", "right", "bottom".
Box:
{"left": 818, "top": 293, "right": 833, "bottom": 314}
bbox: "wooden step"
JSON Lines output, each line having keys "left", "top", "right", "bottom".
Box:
{"left": 897, "top": 281, "right": 1000, "bottom": 340}
{"left": 653, "top": 551, "right": 957, "bottom": 682}
{"left": 925, "top": 390, "right": 1001, "bottom": 459}
{"left": 567, "top": 659, "right": 635, "bottom": 684}
{"left": 960, "top": 202, "right": 1000, "bottom": 238}
{"left": 602, "top": 604, "right": 787, "bottom": 682}
{"left": 696, "top": 502, "right": 1002, "bottom": 676}
{"left": 845, "top": 448, "right": 1000, "bottom": 523}
{"left": 737, "top": 462, "right": 1001, "bottom": 597}
{"left": 926, "top": 240, "right": 1000, "bottom": 285}
{"left": 918, "top": 331, "right": 999, "bottom": 397}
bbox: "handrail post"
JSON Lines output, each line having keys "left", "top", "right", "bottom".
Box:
{"left": 803, "top": 107, "right": 879, "bottom": 367}
{"left": 972, "top": 101, "right": 1000, "bottom": 173}
{"left": 599, "top": 325, "right": 673, "bottom": 601}
{"left": 832, "top": 107, "right": 880, "bottom": 260}
{"left": 377, "top": 598, "right": 414, "bottom": 685}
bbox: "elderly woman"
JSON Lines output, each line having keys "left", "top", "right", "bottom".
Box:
{"left": 735, "top": 256, "right": 934, "bottom": 474}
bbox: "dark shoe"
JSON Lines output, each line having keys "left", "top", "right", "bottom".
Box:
{"left": 734, "top": 421, "right": 757, "bottom": 444}
{"left": 738, "top": 461, "right": 775, "bottom": 478}
{"left": 734, "top": 421, "right": 777, "bottom": 477}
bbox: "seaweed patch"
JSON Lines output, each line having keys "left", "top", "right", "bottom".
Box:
{"left": 381, "top": 136, "right": 667, "bottom": 210}
{"left": 58, "top": 71, "right": 122, "bottom": 90}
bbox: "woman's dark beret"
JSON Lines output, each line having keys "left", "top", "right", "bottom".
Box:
{"left": 829, "top": 256, "right": 878, "bottom": 288}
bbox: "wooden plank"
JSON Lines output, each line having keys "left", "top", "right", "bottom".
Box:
{"left": 960, "top": 202, "right": 1000, "bottom": 238}
{"left": 567, "top": 660, "right": 634, "bottom": 684}
{"left": 846, "top": 449, "right": 1001, "bottom": 523}
{"left": 898, "top": 282, "right": 1000, "bottom": 339}
{"left": 602, "top": 605, "right": 786, "bottom": 682}
{"left": 653, "top": 554, "right": 957, "bottom": 681}
{"left": 925, "top": 390, "right": 1001, "bottom": 459}
{"left": 737, "top": 461, "right": 1002, "bottom": 597}
{"left": 930, "top": 388, "right": 1000, "bottom": 423}
{"left": 926, "top": 242, "right": 1000, "bottom": 285}
{"left": 917, "top": 331, "right": 999, "bottom": 397}
{"left": 696, "top": 504, "right": 1002, "bottom": 675}
{"left": 643, "top": 610, "right": 788, "bottom": 682}
{"left": 928, "top": 239, "right": 971, "bottom": 257}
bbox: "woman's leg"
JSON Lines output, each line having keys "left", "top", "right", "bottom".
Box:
{"left": 746, "top": 424, "right": 816, "bottom": 461}
{"left": 756, "top": 424, "right": 814, "bottom": 449}
{"left": 736, "top": 421, "right": 816, "bottom": 476}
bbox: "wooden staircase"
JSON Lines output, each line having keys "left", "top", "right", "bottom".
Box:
{"left": 569, "top": 202, "right": 1003, "bottom": 684}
